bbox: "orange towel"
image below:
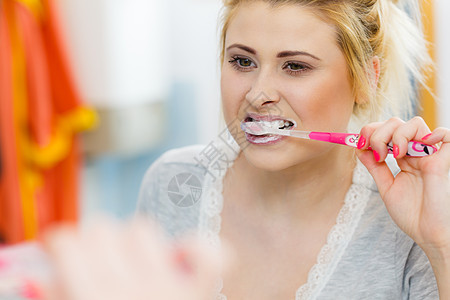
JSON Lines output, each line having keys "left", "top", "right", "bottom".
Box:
{"left": 0, "top": 0, "right": 97, "bottom": 244}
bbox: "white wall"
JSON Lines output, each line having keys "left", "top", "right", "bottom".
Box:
{"left": 57, "top": 0, "right": 171, "bottom": 108}
{"left": 435, "top": 0, "right": 450, "bottom": 128}
{"left": 58, "top": 0, "right": 222, "bottom": 144}
{"left": 168, "top": 0, "right": 223, "bottom": 144}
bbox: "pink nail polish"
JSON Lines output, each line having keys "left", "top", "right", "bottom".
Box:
{"left": 393, "top": 145, "right": 399, "bottom": 158}
{"left": 21, "top": 280, "right": 41, "bottom": 300}
{"left": 422, "top": 133, "right": 432, "bottom": 140}
{"left": 357, "top": 135, "right": 366, "bottom": 149}
{"left": 373, "top": 150, "right": 380, "bottom": 162}
{"left": 174, "top": 249, "right": 193, "bottom": 274}
{"left": 0, "top": 258, "right": 7, "bottom": 269}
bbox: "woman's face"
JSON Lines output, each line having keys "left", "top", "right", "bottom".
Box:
{"left": 221, "top": 1, "right": 355, "bottom": 171}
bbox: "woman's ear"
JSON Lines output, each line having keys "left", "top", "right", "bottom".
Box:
{"left": 371, "top": 56, "right": 380, "bottom": 89}
{"left": 355, "top": 56, "right": 381, "bottom": 106}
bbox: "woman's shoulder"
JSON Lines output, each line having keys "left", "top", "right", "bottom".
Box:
{"left": 136, "top": 145, "right": 212, "bottom": 238}
{"left": 141, "top": 145, "right": 210, "bottom": 179}
{"left": 142, "top": 139, "right": 239, "bottom": 186}
{"left": 152, "top": 144, "right": 207, "bottom": 165}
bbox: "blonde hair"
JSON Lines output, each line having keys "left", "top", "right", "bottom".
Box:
{"left": 219, "top": 0, "right": 430, "bottom": 125}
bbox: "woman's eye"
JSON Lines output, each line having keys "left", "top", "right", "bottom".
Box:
{"left": 283, "top": 62, "right": 311, "bottom": 75}
{"left": 228, "top": 56, "right": 256, "bottom": 71}
{"left": 288, "top": 63, "right": 305, "bottom": 70}
{"left": 238, "top": 58, "right": 252, "bottom": 67}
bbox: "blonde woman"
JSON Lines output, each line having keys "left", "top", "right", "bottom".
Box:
{"left": 43, "top": 0, "right": 450, "bottom": 299}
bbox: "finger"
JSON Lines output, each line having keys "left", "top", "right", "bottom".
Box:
{"left": 391, "top": 116, "right": 431, "bottom": 159}
{"left": 41, "top": 283, "right": 59, "bottom": 300}
{"left": 124, "top": 218, "right": 174, "bottom": 288}
{"left": 368, "top": 117, "right": 405, "bottom": 162}
{"left": 43, "top": 225, "right": 98, "bottom": 300}
{"left": 173, "top": 236, "right": 230, "bottom": 300}
{"left": 357, "top": 149, "right": 394, "bottom": 198}
{"left": 421, "top": 127, "right": 450, "bottom": 171}
{"left": 422, "top": 127, "right": 450, "bottom": 147}
{"left": 80, "top": 218, "right": 142, "bottom": 299}
{"left": 358, "top": 122, "right": 383, "bottom": 150}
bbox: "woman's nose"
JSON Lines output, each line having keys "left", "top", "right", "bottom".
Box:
{"left": 245, "top": 71, "right": 280, "bottom": 108}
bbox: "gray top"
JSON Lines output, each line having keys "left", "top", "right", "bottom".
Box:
{"left": 137, "top": 139, "right": 438, "bottom": 300}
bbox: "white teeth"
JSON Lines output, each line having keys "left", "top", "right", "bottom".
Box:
{"left": 246, "top": 118, "right": 297, "bottom": 131}
{"left": 257, "top": 120, "right": 284, "bottom": 129}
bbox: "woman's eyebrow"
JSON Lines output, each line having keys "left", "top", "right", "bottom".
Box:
{"left": 226, "top": 43, "right": 256, "bottom": 54}
{"left": 277, "top": 50, "right": 321, "bottom": 61}
{"left": 226, "top": 44, "right": 320, "bottom": 61}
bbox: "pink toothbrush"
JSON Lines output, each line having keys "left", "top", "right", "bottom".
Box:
{"left": 240, "top": 121, "right": 437, "bottom": 157}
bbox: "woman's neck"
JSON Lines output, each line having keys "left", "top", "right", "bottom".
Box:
{"left": 226, "top": 146, "right": 356, "bottom": 224}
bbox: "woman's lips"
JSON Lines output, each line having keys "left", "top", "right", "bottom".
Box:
{"left": 242, "top": 113, "right": 297, "bottom": 145}
{"left": 245, "top": 112, "right": 296, "bottom": 123}
{"left": 245, "top": 132, "right": 285, "bottom": 145}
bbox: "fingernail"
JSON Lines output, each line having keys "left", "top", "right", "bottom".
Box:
{"left": 21, "top": 280, "right": 42, "bottom": 300}
{"left": 422, "top": 133, "right": 432, "bottom": 140}
{"left": 393, "top": 144, "right": 399, "bottom": 158}
{"left": 174, "top": 249, "right": 193, "bottom": 274}
{"left": 0, "top": 258, "right": 8, "bottom": 269}
{"left": 373, "top": 150, "right": 380, "bottom": 162}
{"left": 357, "top": 135, "right": 366, "bottom": 149}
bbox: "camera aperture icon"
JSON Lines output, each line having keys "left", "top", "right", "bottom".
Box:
{"left": 167, "top": 173, "right": 202, "bottom": 207}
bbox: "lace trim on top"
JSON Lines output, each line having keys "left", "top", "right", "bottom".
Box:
{"left": 198, "top": 137, "right": 374, "bottom": 300}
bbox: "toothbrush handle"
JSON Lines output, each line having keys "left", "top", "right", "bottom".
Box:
{"left": 309, "top": 132, "right": 437, "bottom": 157}
{"left": 381, "top": 141, "right": 437, "bottom": 157}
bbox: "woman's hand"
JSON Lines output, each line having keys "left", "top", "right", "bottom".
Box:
{"left": 41, "top": 218, "right": 224, "bottom": 300}
{"left": 356, "top": 116, "right": 450, "bottom": 258}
